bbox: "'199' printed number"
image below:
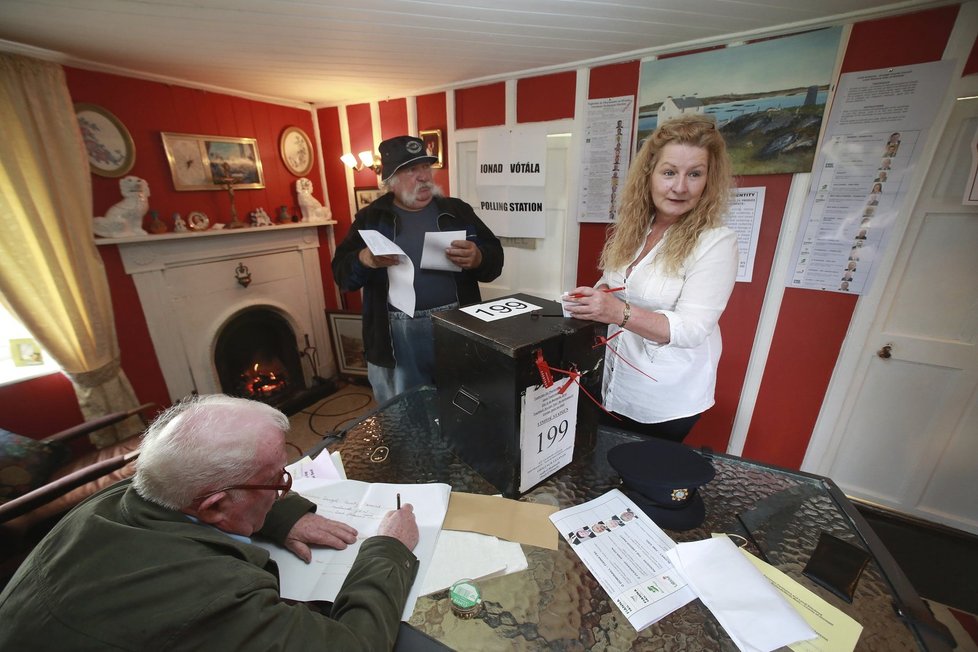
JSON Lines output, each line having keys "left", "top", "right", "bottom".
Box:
{"left": 474, "top": 300, "right": 528, "bottom": 318}
{"left": 537, "top": 420, "right": 569, "bottom": 453}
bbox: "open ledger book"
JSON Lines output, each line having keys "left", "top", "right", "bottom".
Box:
{"left": 255, "top": 479, "right": 451, "bottom": 620}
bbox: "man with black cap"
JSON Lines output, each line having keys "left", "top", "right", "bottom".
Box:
{"left": 332, "top": 134, "right": 503, "bottom": 403}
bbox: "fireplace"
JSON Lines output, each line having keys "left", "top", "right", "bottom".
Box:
{"left": 215, "top": 307, "right": 306, "bottom": 405}
{"left": 106, "top": 225, "right": 337, "bottom": 407}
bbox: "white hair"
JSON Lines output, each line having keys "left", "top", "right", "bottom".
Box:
{"left": 133, "top": 394, "right": 290, "bottom": 509}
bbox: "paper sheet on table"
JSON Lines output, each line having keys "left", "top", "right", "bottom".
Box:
{"left": 255, "top": 480, "right": 450, "bottom": 621}
{"left": 666, "top": 537, "right": 817, "bottom": 652}
{"left": 418, "top": 530, "right": 528, "bottom": 595}
{"left": 359, "top": 229, "right": 415, "bottom": 315}
{"left": 549, "top": 489, "right": 695, "bottom": 632}
{"left": 738, "top": 547, "right": 863, "bottom": 652}
{"left": 442, "top": 492, "right": 559, "bottom": 550}
{"left": 420, "top": 230, "right": 464, "bottom": 271}
{"left": 287, "top": 451, "right": 344, "bottom": 491}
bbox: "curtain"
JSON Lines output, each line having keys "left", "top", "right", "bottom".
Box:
{"left": 0, "top": 54, "right": 142, "bottom": 447}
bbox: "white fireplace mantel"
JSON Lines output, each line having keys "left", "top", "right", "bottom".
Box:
{"left": 108, "top": 225, "right": 336, "bottom": 401}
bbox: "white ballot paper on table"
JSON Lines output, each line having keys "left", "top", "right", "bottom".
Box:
{"left": 359, "top": 229, "right": 415, "bottom": 315}
{"left": 255, "top": 479, "right": 451, "bottom": 621}
{"left": 666, "top": 537, "right": 817, "bottom": 652}
{"left": 420, "top": 230, "right": 464, "bottom": 271}
{"left": 549, "top": 489, "right": 695, "bottom": 631}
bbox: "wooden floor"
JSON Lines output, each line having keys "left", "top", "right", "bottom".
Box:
{"left": 285, "top": 380, "right": 377, "bottom": 453}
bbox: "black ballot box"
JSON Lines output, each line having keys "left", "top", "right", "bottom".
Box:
{"left": 432, "top": 293, "right": 603, "bottom": 497}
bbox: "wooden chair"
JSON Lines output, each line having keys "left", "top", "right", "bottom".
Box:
{"left": 1, "top": 402, "right": 156, "bottom": 582}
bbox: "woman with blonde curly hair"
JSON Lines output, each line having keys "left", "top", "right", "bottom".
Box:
{"left": 565, "top": 114, "right": 739, "bottom": 441}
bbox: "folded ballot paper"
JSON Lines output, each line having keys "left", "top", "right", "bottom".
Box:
{"left": 666, "top": 537, "right": 818, "bottom": 652}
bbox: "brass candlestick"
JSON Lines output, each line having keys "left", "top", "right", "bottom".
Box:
{"left": 219, "top": 161, "right": 247, "bottom": 229}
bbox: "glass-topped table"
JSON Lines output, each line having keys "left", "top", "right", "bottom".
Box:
{"left": 318, "top": 387, "right": 951, "bottom": 651}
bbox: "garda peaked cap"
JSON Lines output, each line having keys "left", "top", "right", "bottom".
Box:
{"left": 379, "top": 135, "right": 438, "bottom": 182}
{"left": 607, "top": 439, "right": 716, "bottom": 531}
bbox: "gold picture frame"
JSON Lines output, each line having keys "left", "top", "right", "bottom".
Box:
{"left": 354, "top": 186, "right": 385, "bottom": 210}
{"left": 161, "top": 132, "right": 265, "bottom": 191}
{"left": 280, "top": 126, "right": 314, "bottom": 176}
{"left": 75, "top": 103, "right": 135, "bottom": 178}
{"left": 419, "top": 129, "right": 444, "bottom": 168}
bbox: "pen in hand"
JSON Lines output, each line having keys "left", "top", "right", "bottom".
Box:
{"left": 567, "top": 286, "right": 625, "bottom": 299}
{"left": 396, "top": 493, "right": 401, "bottom": 510}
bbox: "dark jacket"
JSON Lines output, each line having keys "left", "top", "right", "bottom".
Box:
{"left": 332, "top": 193, "right": 503, "bottom": 367}
{"left": 0, "top": 480, "right": 419, "bottom": 651}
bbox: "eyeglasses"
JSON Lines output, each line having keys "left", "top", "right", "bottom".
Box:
{"left": 194, "top": 469, "right": 293, "bottom": 503}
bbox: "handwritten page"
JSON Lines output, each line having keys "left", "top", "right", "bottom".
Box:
{"left": 359, "top": 229, "right": 415, "bottom": 315}
{"left": 421, "top": 230, "right": 464, "bottom": 271}
{"left": 256, "top": 479, "right": 450, "bottom": 620}
{"left": 549, "top": 489, "right": 695, "bottom": 631}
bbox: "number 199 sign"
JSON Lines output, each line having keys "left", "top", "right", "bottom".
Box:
{"left": 519, "top": 381, "right": 579, "bottom": 492}
{"left": 460, "top": 297, "right": 542, "bottom": 322}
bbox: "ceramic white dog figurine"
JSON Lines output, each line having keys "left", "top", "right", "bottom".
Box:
{"left": 92, "top": 176, "right": 150, "bottom": 238}
{"left": 295, "top": 177, "right": 332, "bottom": 223}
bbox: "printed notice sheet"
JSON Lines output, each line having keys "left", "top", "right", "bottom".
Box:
{"left": 519, "top": 381, "right": 578, "bottom": 492}
{"left": 549, "top": 489, "right": 695, "bottom": 631}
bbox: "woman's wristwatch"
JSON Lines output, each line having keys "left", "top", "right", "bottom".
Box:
{"left": 620, "top": 301, "right": 631, "bottom": 328}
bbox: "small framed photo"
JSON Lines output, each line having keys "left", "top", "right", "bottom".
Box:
{"left": 75, "top": 103, "right": 135, "bottom": 178}
{"left": 326, "top": 311, "right": 368, "bottom": 377}
{"left": 161, "top": 132, "right": 265, "bottom": 191}
{"left": 279, "top": 126, "right": 314, "bottom": 176}
{"left": 10, "top": 338, "right": 43, "bottom": 366}
{"left": 354, "top": 186, "right": 385, "bottom": 210}
{"left": 419, "top": 129, "right": 443, "bottom": 168}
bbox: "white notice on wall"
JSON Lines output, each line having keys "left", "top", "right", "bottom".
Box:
{"left": 519, "top": 382, "right": 578, "bottom": 492}
{"left": 726, "top": 187, "right": 765, "bottom": 283}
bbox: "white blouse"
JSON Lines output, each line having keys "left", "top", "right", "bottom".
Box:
{"left": 600, "top": 225, "right": 739, "bottom": 423}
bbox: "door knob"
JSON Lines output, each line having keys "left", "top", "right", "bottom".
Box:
{"left": 877, "top": 344, "right": 892, "bottom": 359}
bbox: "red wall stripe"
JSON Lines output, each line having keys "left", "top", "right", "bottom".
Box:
{"left": 378, "top": 98, "right": 408, "bottom": 140}
{"left": 455, "top": 82, "right": 506, "bottom": 129}
{"left": 688, "top": 175, "right": 791, "bottom": 452}
{"left": 964, "top": 31, "right": 978, "bottom": 76}
{"left": 840, "top": 4, "right": 959, "bottom": 73}
{"left": 517, "top": 71, "right": 576, "bottom": 123}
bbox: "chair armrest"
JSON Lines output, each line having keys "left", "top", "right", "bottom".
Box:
{"left": 0, "top": 451, "right": 139, "bottom": 524}
{"left": 41, "top": 402, "right": 156, "bottom": 446}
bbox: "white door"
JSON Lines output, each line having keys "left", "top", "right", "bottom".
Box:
{"left": 454, "top": 130, "right": 579, "bottom": 302}
{"left": 806, "top": 88, "right": 978, "bottom": 535}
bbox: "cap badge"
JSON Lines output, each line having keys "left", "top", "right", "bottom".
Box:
{"left": 406, "top": 141, "right": 422, "bottom": 154}
{"left": 671, "top": 488, "right": 689, "bottom": 502}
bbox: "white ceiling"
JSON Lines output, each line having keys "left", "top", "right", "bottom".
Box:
{"left": 0, "top": 0, "right": 941, "bottom": 107}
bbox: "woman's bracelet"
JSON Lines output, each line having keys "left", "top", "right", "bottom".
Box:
{"left": 619, "top": 301, "right": 631, "bottom": 328}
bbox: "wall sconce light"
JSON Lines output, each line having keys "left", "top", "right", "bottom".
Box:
{"left": 340, "top": 150, "right": 382, "bottom": 175}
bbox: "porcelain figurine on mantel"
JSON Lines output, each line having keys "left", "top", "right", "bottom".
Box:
{"left": 173, "top": 212, "right": 187, "bottom": 232}
{"left": 295, "top": 177, "right": 332, "bottom": 223}
{"left": 92, "top": 176, "right": 150, "bottom": 238}
{"left": 250, "top": 207, "right": 273, "bottom": 227}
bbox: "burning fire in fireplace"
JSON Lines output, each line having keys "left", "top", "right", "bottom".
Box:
{"left": 238, "top": 361, "right": 289, "bottom": 401}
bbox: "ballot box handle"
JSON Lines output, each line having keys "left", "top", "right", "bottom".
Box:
{"left": 452, "top": 388, "right": 481, "bottom": 415}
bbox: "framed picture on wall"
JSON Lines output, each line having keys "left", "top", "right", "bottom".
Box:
{"left": 354, "top": 186, "right": 385, "bottom": 210}
{"left": 279, "top": 126, "right": 314, "bottom": 176}
{"left": 419, "top": 129, "right": 443, "bottom": 168}
{"left": 75, "top": 103, "right": 135, "bottom": 178}
{"left": 326, "top": 311, "right": 368, "bottom": 377}
{"left": 161, "top": 132, "right": 265, "bottom": 191}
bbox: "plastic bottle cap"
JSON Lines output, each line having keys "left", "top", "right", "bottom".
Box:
{"left": 449, "top": 579, "right": 482, "bottom": 618}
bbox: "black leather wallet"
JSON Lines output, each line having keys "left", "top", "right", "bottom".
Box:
{"left": 803, "top": 531, "right": 871, "bottom": 603}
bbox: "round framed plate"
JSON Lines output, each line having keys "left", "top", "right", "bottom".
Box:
{"left": 280, "top": 126, "right": 314, "bottom": 176}
{"left": 75, "top": 103, "right": 135, "bottom": 178}
{"left": 188, "top": 211, "right": 210, "bottom": 231}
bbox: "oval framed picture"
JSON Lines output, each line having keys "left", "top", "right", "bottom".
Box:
{"left": 280, "top": 126, "right": 314, "bottom": 176}
{"left": 187, "top": 211, "right": 210, "bottom": 231}
{"left": 74, "top": 103, "right": 135, "bottom": 178}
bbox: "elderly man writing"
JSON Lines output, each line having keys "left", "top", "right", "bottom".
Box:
{"left": 0, "top": 394, "right": 419, "bottom": 650}
{"left": 332, "top": 134, "right": 504, "bottom": 403}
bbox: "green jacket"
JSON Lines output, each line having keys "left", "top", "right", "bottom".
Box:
{"left": 0, "top": 480, "right": 419, "bottom": 650}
